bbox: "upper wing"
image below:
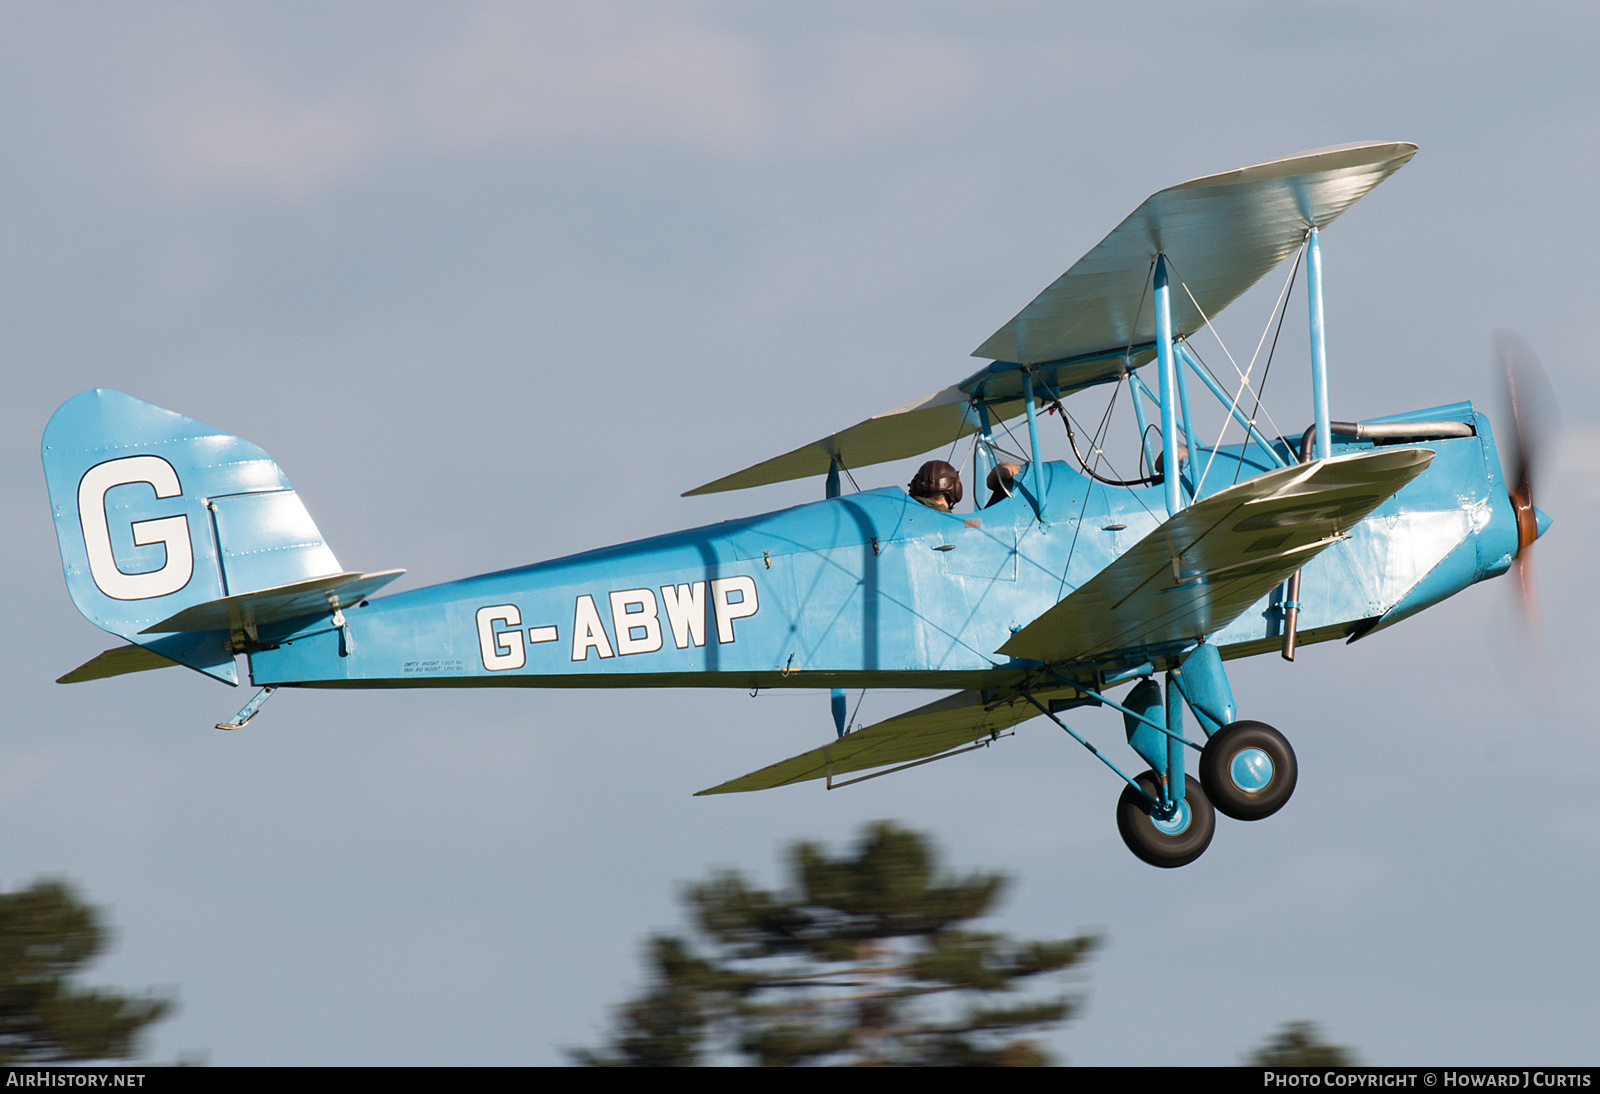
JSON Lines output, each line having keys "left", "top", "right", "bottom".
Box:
{"left": 999, "top": 447, "right": 1434, "bottom": 665}
{"left": 686, "top": 142, "right": 1414, "bottom": 496}
{"left": 975, "top": 142, "right": 1417, "bottom": 366}
{"left": 683, "top": 348, "right": 1160, "bottom": 496}
{"left": 684, "top": 386, "right": 1027, "bottom": 497}
{"left": 696, "top": 685, "right": 1083, "bottom": 795}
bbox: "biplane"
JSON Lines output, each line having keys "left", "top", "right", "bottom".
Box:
{"left": 42, "top": 141, "right": 1549, "bottom": 867}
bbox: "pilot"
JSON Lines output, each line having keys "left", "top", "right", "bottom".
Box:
{"left": 1151, "top": 442, "right": 1188, "bottom": 483}
{"left": 908, "top": 460, "right": 963, "bottom": 512}
{"left": 986, "top": 461, "right": 1023, "bottom": 506}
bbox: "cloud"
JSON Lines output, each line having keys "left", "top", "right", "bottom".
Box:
{"left": 134, "top": 3, "right": 768, "bottom": 195}
{"left": 142, "top": 88, "right": 378, "bottom": 195}
{"left": 770, "top": 31, "right": 975, "bottom": 155}
{"left": 127, "top": 4, "right": 988, "bottom": 197}
{"left": 415, "top": 2, "right": 767, "bottom": 154}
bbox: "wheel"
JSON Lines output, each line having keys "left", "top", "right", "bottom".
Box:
{"left": 1199, "top": 720, "right": 1298, "bottom": 821}
{"left": 1116, "top": 771, "right": 1215, "bottom": 868}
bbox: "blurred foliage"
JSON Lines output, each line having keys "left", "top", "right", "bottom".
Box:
{"left": 0, "top": 879, "right": 172, "bottom": 1064}
{"left": 1247, "top": 1021, "right": 1358, "bottom": 1067}
{"left": 575, "top": 821, "right": 1097, "bottom": 1066}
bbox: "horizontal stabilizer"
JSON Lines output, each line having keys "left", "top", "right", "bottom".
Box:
{"left": 696, "top": 685, "right": 1082, "bottom": 795}
{"left": 57, "top": 644, "right": 180, "bottom": 684}
{"left": 140, "top": 570, "right": 405, "bottom": 634}
{"left": 999, "top": 448, "right": 1434, "bottom": 665}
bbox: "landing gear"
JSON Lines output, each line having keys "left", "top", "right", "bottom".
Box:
{"left": 1116, "top": 771, "right": 1215, "bottom": 868}
{"left": 1199, "top": 720, "right": 1297, "bottom": 820}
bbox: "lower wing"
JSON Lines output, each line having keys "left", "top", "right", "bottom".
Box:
{"left": 696, "top": 685, "right": 1086, "bottom": 795}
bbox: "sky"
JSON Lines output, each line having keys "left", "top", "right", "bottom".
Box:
{"left": 2, "top": 1, "right": 1597, "bottom": 1066}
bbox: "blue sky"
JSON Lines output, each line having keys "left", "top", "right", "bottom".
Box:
{"left": 2, "top": 2, "right": 1596, "bottom": 1064}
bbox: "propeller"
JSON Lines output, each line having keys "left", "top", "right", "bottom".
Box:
{"left": 1495, "top": 330, "right": 1556, "bottom": 626}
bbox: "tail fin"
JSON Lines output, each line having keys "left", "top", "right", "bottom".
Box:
{"left": 42, "top": 390, "right": 364, "bottom": 684}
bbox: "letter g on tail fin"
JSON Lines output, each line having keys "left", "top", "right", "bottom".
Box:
{"left": 42, "top": 390, "right": 351, "bottom": 685}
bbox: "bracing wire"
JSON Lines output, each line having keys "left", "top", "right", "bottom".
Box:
{"left": 1233, "top": 244, "right": 1303, "bottom": 483}
{"left": 1161, "top": 247, "right": 1303, "bottom": 488}
{"left": 1171, "top": 274, "right": 1288, "bottom": 445}
{"left": 1054, "top": 393, "right": 1158, "bottom": 487}
{"left": 1053, "top": 380, "right": 1162, "bottom": 598}
{"left": 1244, "top": 240, "right": 1306, "bottom": 377}
{"left": 992, "top": 412, "right": 1035, "bottom": 466}
{"left": 1122, "top": 259, "right": 1155, "bottom": 362}
{"left": 1064, "top": 399, "right": 1160, "bottom": 524}
{"left": 847, "top": 688, "right": 867, "bottom": 734}
{"left": 1181, "top": 242, "right": 1302, "bottom": 486}
{"left": 1189, "top": 247, "right": 1303, "bottom": 488}
{"left": 1162, "top": 253, "right": 1292, "bottom": 438}
{"left": 942, "top": 406, "right": 971, "bottom": 466}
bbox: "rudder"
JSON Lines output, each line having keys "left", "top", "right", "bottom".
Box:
{"left": 42, "top": 390, "right": 346, "bottom": 684}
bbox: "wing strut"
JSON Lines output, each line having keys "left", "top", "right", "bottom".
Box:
{"left": 1308, "top": 226, "right": 1332, "bottom": 460}
{"left": 1022, "top": 368, "right": 1045, "bottom": 519}
{"left": 1155, "top": 254, "right": 1183, "bottom": 516}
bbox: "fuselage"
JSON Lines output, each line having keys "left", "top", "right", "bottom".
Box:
{"left": 248, "top": 402, "right": 1518, "bottom": 693}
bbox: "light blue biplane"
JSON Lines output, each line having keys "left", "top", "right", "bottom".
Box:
{"left": 42, "top": 141, "right": 1548, "bottom": 867}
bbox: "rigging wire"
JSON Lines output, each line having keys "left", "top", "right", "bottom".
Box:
{"left": 1057, "top": 472, "right": 1095, "bottom": 601}
{"left": 1053, "top": 380, "right": 1163, "bottom": 599}
{"left": 942, "top": 402, "right": 972, "bottom": 466}
{"left": 1063, "top": 400, "right": 1161, "bottom": 524}
{"left": 1163, "top": 252, "right": 1291, "bottom": 445}
{"left": 1242, "top": 240, "right": 1306, "bottom": 378}
{"left": 847, "top": 688, "right": 867, "bottom": 734}
{"left": 1192, "top": 239, "right": 1303, "bottom": 487}
{"left": 1052, "top": 385, "right": 1121, "bottom": 599}
{"left": 1053, "top": 392, "right": 1159, "bottom": 487}
{"left": 1121, "top": 259, "right": 1155, "bottom": 361}
{"left": 1232, "top": 243, "right": 1303, "bottom": 483}
{"left": 1160, "top": 245, "right": 1304, "bottom": 489}
{"left": 991, "top": 411, "right": 1035, "bottom": 467}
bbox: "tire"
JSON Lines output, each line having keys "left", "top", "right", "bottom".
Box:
{"left": 1116, "top": 771, "right": 1215, "bottom": 868}
{"left": 1199, "top": 720, "right": 1298, "bottom": 821}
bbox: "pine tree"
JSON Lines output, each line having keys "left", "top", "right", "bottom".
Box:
{"left": 1247, "top": 1021, "right": 1358, "bottom": 1067}
{"left": 0, "top": 880, "right": 173, "bottom": 1064}
{"left": 576, "top": 821, "right": 1097, "bottom": 1066}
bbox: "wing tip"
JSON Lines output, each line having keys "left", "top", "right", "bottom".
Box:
{"left": 1173, "top": 140, "right": 1420, "bottom": 193}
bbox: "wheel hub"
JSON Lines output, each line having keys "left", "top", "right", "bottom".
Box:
{"left": 1229, "top": 747, "right": 1273, "bottom": 792}
{"left": 1151, "top": 799, "right": 1192, "bottom": 835}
